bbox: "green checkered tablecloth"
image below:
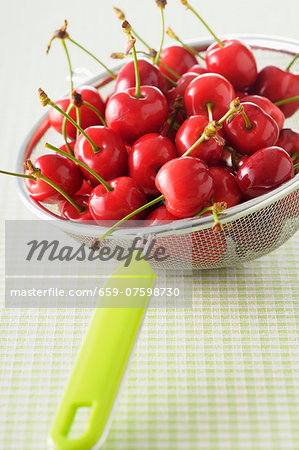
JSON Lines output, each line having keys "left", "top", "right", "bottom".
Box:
{"left": 1, "top": 232, "right": 299, "bottom": 449}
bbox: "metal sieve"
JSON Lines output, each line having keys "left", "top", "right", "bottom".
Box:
{"left": 16, "top": 35, "right": 299, "bottom": 270}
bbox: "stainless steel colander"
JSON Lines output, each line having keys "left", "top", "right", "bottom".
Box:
{"left": 16, "top": 35, "right": 299, "bottom": 270}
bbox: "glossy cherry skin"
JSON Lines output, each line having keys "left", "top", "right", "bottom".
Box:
{"left": 187, "top": 64, "right": 208, "bottom": 75}
{"left": 158, "top": 45, "right": 197, "bottom": 82}
{"left": 175, "top": 115, "right": 223, "bottom": 165}
{"left": 236, "top": 146, "right": 294, "bottom": 199}
{"left": 49, "top": 85, "right": 105, "bottom": 140}
{"left": 206, "top": 39, "right": 257, "bottom": 90}
{"left": 128, "top": 133, "right": 177, "bottom": 195}
{"left": 105, "top": 86, "right": 168, "bottom": 145}
{"left": 25, "top": 153, "right": 83, "bottom": 204}
{"left": 253, "top": 65, "right": 299, "bottom": 118}
{"left": 76, "top": 179, "right": 93, "bottom": 196}
{"left": 155, "top": 157, "right": 214, "bottom": 218}
{"left": 59, "top": 194, "right": 93, "bottom": 222}
{"left": 223, "top": 102, "right": 279, "bottom": 155}
{"left": 241, "top": 94, "right": 285, "bottom": 131}
{"left": 74, "top": 126, "right": 128, "bottom": 186}
{"left": 144, "top": 205, "right": 179, "bottom": 226}
{"left": 166, "top": 72, "right": 199, "bottom": 112}
{"left": 276, "top": 128, "right": 299, "bottom": 155}
{"left": 88, "top": 176, "right": 147, "bottom": 222}
{"left": 114, "top": 58, "right": 166, "bottom": 93}
{"left": 184, "top": 73, "right": 235, "bottom": 120}
{"left": 209, "top": 166, "right": 241, "bottom": 208}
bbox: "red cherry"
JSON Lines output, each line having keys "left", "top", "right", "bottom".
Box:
{"left": 49, "top": 85, "right": 105, "bottom": 140}
{"left": 166, "top": 72, "right": 199, "bottom": 112}
{"left": 128, "top": 133, "right": 177, "bottom": 195}
{"left": 236, "top": 146, "right": 294, "bottom": 198}
{"left": 253, "top": 65, "right": 299, "bottom": 118}
{"left": 144, "top": 205, "right": 179, "bottom": 226}
{"left": 223, "top": 102, "right": 279, "bottom": 155}
{"left": 76, "top": 179, "right": 93, "bottom": 196}
{"left": 242, "top": 94, "right": 285, "bottom": 131}
{"left": 74, "top": 126, "right": 128, "bottom": 186}
{"left": 25, "top": 153, "right": 83, "bottom": 204}
{"left": 206, "top": 39, "right": 257, "bottom": 90}
{"left": 89, "top": 176, "right": 147, "bottom": 221}
{"left": 105, "top": 86, "right": 168, "bottom": 145}
{"left": 158, "top": 45, "right": 197, "bottom": 82}
{"left": 155, "top": 157, "right": 214, "bottom": 218}
{"left": 184, "top": 73, "right": 235, "bottom": 120}
{"left": 160, "top": 122, "right": 177, "bottom": 142}
{"left": 209, "top": 166, "right": 241, "bottom": 208}
{"left": 187, "top": 64, "right": 208, "bottom": 75}
{"left": 114, "top": 58, "right": 166, "bottom": 93}
{"left": 175, "top": 115, "right": 223, "bottom": 165}
{"left": 59, "top": 194, "right": 93, "bottom": 222}
{"left": 276, "top": 128, "right": 299, "bottom": 155}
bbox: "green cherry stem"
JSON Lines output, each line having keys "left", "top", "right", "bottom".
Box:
{"left": 99, "top": 195, "right": 164, "bottom": 242}
{"left": 61, "top": 39, "right": 74, "bottom": 92}
{"left": 25, "top": 160, "right": 85, "bottom": 213}
{"left": 293, "top": 161, "right": 299, "bottom": 171}
{"left": 166, "top": 109, "right": 180, "bottom": 137}
{"left": 82, "top": 101, "right": 107, "bottom": 126}
{"left": 274, "top": 95, "right": 299, "bottom": 106}
{"left": 113, "top": 7, "right": 153, "bottom": 51}
{"left": 67, "top": 36, "right": 116, "bottom": 79}
{"left": 180, "top": 0, "right": 224, "bottom": 48}
{"left": 45, "top": 143, "right": 113, "bottom": 193}
{"left": 0, "top": 169, "right": 35, "bottom": 180}
{"left": 286, "top": 53, "right": 299, "bottom": 71}
{"left": 206, "top": 102, "right": 214, "bottom": 122}
{"left": 166, "top": 27, "right": 205, "bottom": 61}
{"left": 132, "top": 45, "right": 142, "bottom": 98}
{"left": 62, "top": 103, "right": 75, "bottom": 155}
{"left": 76, "top": 106, "right": 81, "bottom": 138}
{"left": 241, "top": 110, "right": 253, "bottom": 130}
{"left": 291, "top": 152, "right": 299, "bottom": 162}
{"left": 154, "top": 1, "right": 166, "bottom": 65}
{"left": 39, "top": 89, "right": 100, "bottom": 154}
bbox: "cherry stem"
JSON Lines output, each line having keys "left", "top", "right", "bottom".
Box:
{"left": 163, "top": 73, "right": 178, "bottom": 86}
{"left": 113, "top": 7, "right": 153, "bottom": 51}
{"left": 291, "top": 152, "right": 299, "bottom": 162}
{"left": 132, "top": 45, "right": 142, "bottom": 98}
{"left": 241, "top": 110, "right": 253, "bottom": 130}
{"left": 154, "top": 5, "right": 166, "bottom": 65}
{"left": 67, "top": 36, "right": 116, "bottom": 79}
{"left": 62, "top": 103, "right": 75, "bottom": 155}
{"left": 166, "top": 27, "right": 205, "bottom": 61}
{"left": 166, "top": 109, "right": 180, "bottom": 136}
{"left": 39, "top": 89, "right": 100, "bottom": 154}
{"left": 286, "top": 53, "right": 299, "bottom": 71}
{"left": 182, "top": 133, "right": 206, "bottom": 156}
{"left": 82, "top": 101, "right": 107, "bottom": 126}
{"left": 274, "top": 95, "right": 299, "bottom": 106}
{"left": 60, "top": 39, "right": 74, "bottom": 93}
{"left": 45, "top": 143, "right": 113, "bottom": 193}
{"left": 181, "top": 0, "right": 223, "bottom": 48}
{"left": 206, "top": 102, "right": 214, "bottom": 122}
{"left": 76, "top": 106, "right": 81, "bottom": 139}
{"left": 293, "top": 161, "right": 299, "bottom": 171}
{"left": 25, "top": 160, "right": 85, "bottom": 214}
{"left": 98, "top": 195, "right": 164, "bottom": 241}
{"left": 0, "top": 169, "right": 35, "bottom": 181}
{"left": 159, "top": 61, "right": 181, "bottom": 79}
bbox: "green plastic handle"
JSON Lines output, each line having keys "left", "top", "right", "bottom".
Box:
{"left": 48, "top": 257, "right": 155, "bottom": 450}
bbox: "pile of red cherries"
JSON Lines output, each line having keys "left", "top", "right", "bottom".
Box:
{"left": 14, "top": 1, "right": 299, "bottom": 239}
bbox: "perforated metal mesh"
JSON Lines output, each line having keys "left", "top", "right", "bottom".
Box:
{"left": 18, "top": 37, "right": 299, "bottom": 270}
